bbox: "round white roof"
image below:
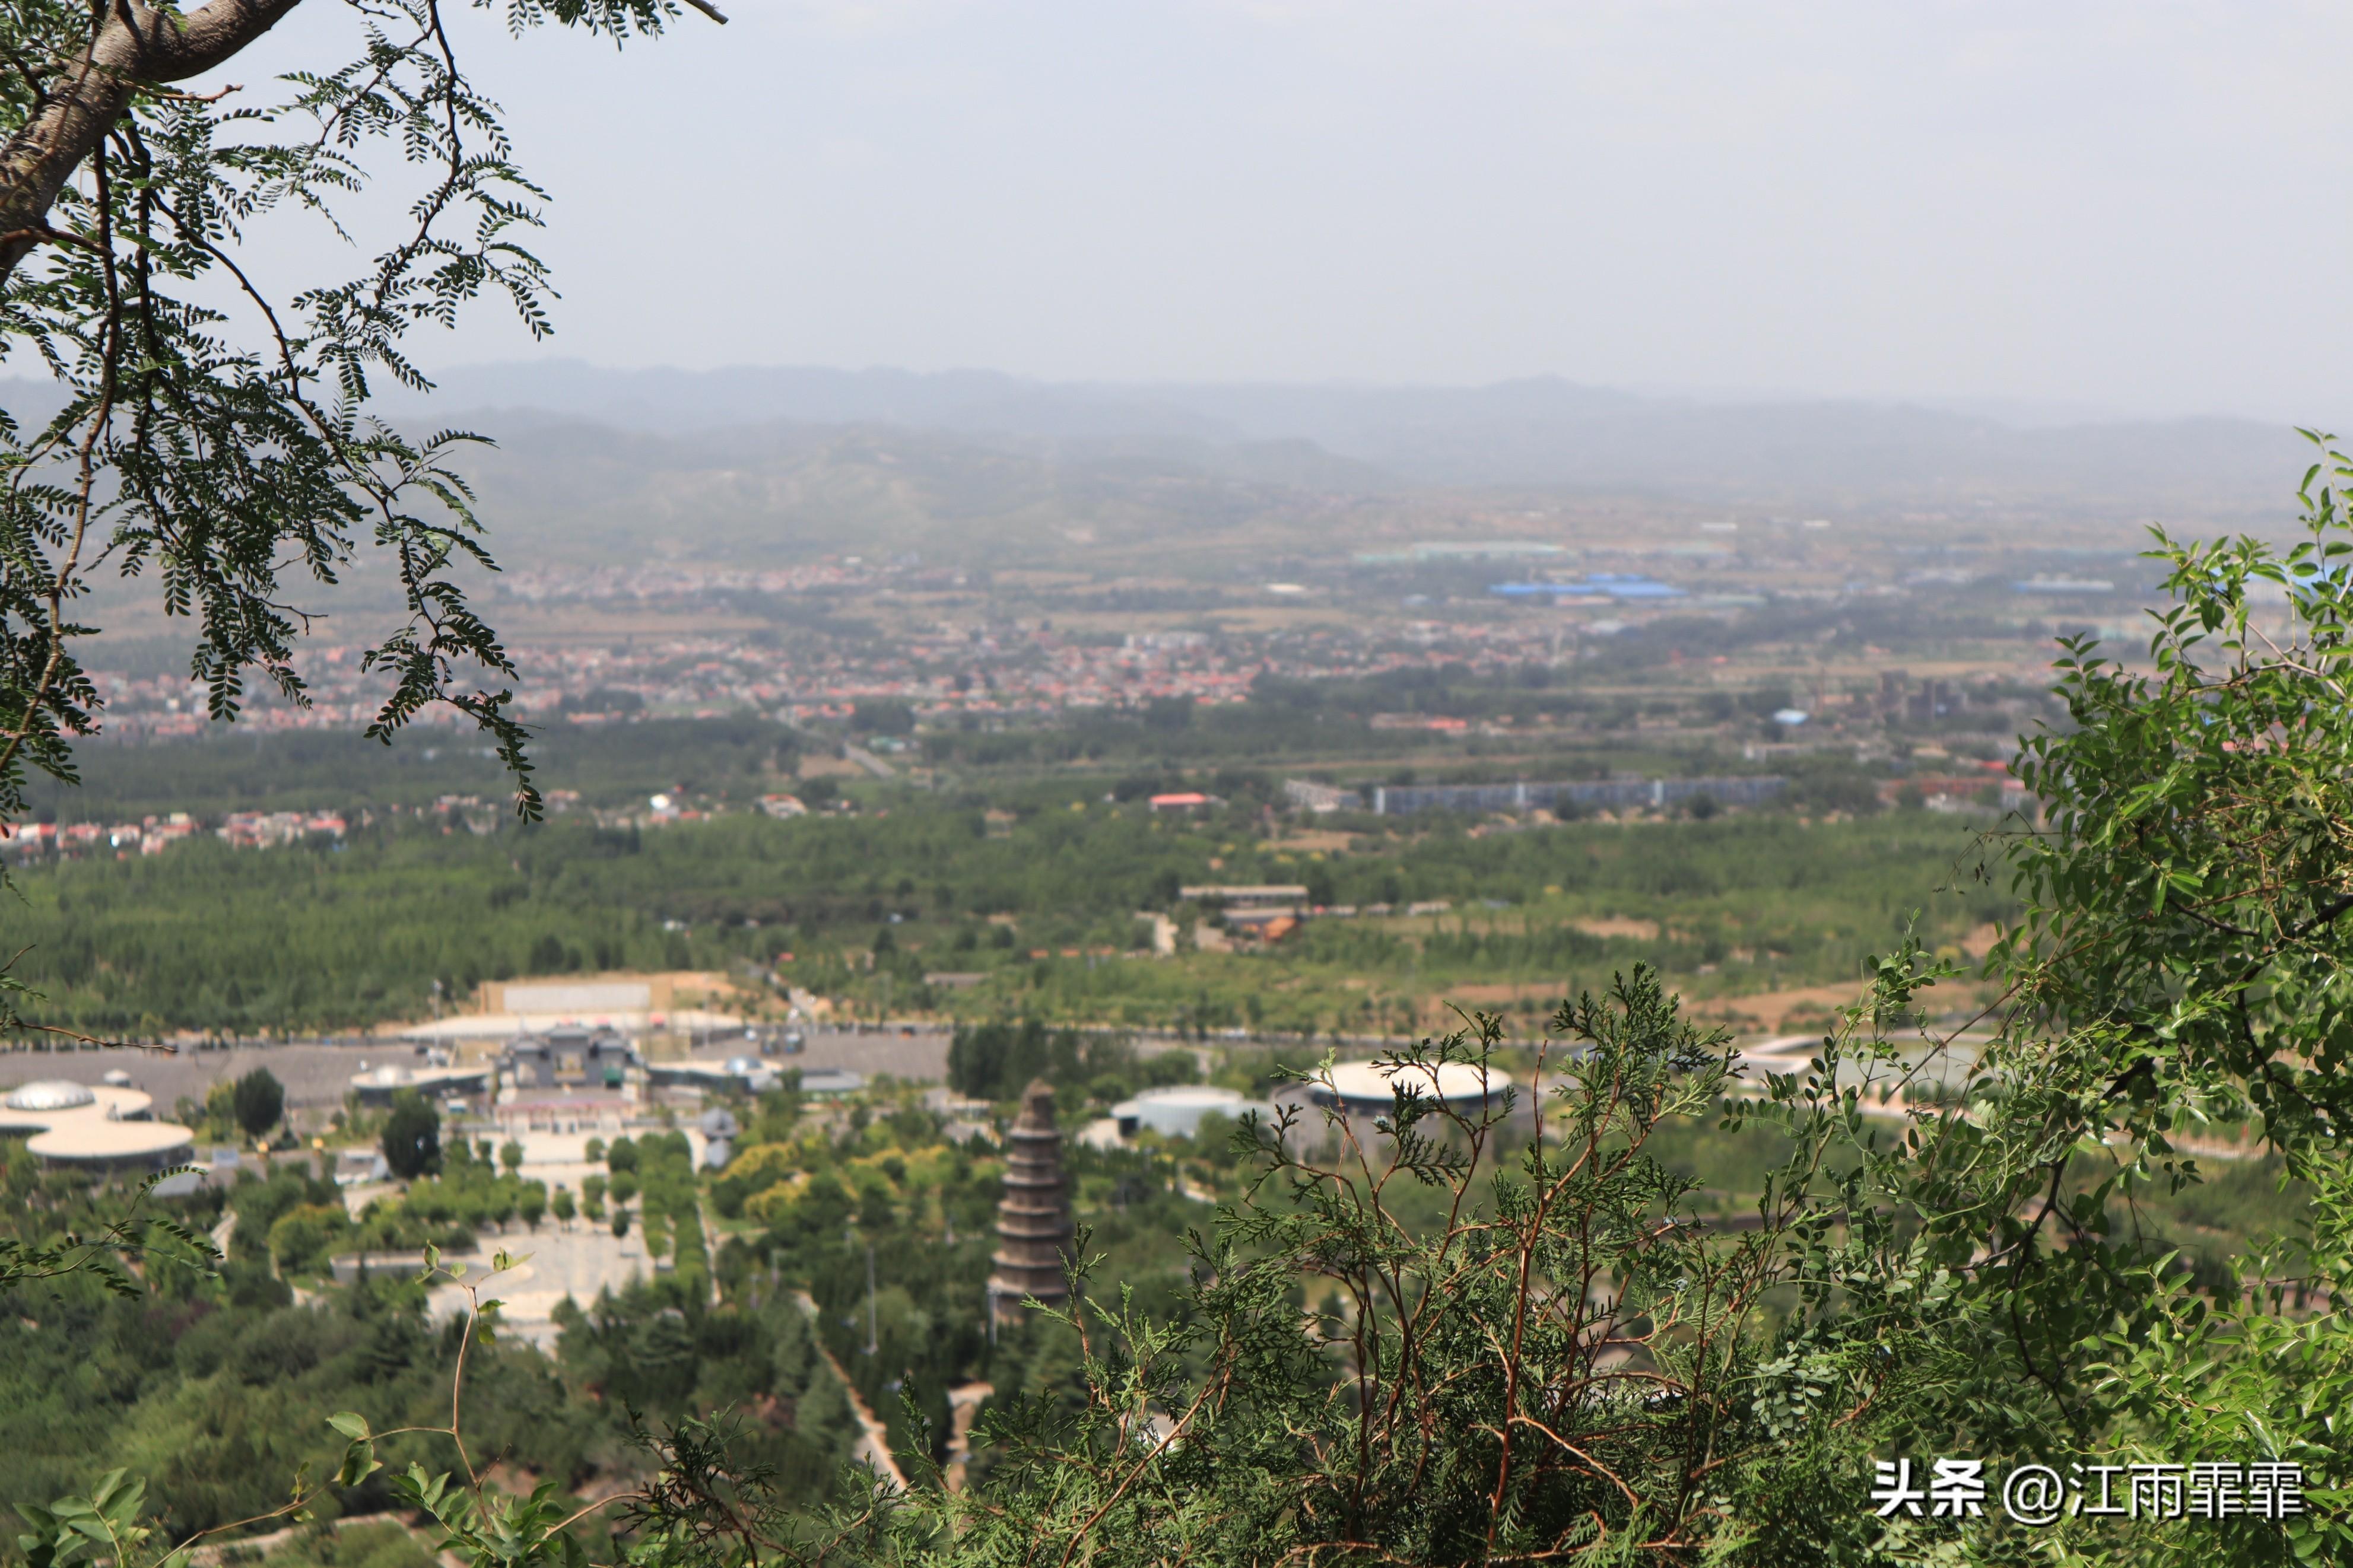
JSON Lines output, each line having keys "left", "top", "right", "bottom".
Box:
{"left": 6, "top": 1080, "right": 94, "bottom": 1111}
{"left": 358, "top": 1064, "right": 413, "bottom": 1086}
{"left": 28, "top": 1119, "right": 193, "bottom": 1162}
{"left": 1319, "top": 1060, "right": 1514, "bottom": 1106}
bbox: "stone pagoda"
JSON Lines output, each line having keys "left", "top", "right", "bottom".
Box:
{"left": 988, "top": 1077, "right": 1074, "bottom": 1324}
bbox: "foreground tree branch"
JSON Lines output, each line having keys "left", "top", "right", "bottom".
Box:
{"left": 0, "top": 0, "right": 703, "bottom": 1042}
{"left": 0, "top": 0, "right": 304, "bottom": 286}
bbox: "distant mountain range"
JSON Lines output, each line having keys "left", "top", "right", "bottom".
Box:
{"left": 383, "top": 361, "right": 2316, "bottom": 512}
{"left": 0, "top": 364, "right": 2320, "bottom": 571}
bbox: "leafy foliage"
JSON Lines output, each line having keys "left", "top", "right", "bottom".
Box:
{"left": 231, "top": 1066, "right": 284, "bottom": 1140}
{"left": 0, "top": 804, "right": 1997, "bottom": 1037}
{"left": 380, "top": 1091, "right": 440, "bottom": 1181}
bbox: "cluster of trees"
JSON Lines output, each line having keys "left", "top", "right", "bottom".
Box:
{"left": 252, "top": 1124, "right": 582, "bottom": 1273}
{"left": 548, "top": 1276, "right": 859, "bottom": 1509}
{"left": 224, "top": 1163, "right": 347, "bottom": 1275}
{"left": 0, "top": 1144, "right": 591, "bottom": 1528}
{"left": 26, "top": 719, "right": 801, "bottom": 827}
{"left": 230, "top": 1070, "right": 285, "bottom": 1143}
{"left": 944, "top": 1020, "right": 1200, "bottom": 1105}
{"left": 176, "top": 1067, "right": 291, "bottom": 1147}
{"left": 618, "top": 1132, "right": 711, "bottom": 1288}
{"left": 0, "top": 1214, "right": 860, "bottom": 1537}
{"left": 690, "top": 1079, "right": 1209, "bottom": 1474}
{"left": 0, "top": 781, "right": 1998, "bottom": 1038}
{"left": 709, "top": 1093, "right": 1005, "bottom": 1462}
{"left": 381, "top": 1095, "right": 442, "bottom": 1182}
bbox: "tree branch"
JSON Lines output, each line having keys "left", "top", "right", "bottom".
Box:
{"left": 0, "top": 0, "right": 304, "bottom": 287}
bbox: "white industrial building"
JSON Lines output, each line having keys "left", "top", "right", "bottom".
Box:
{"left": 1110, "top": 1084, "right": 1278, "bottom": 1141}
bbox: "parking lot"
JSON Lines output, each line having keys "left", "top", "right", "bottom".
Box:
{"left": 0, "top": 1025, "right": 954, "bottom": 1115}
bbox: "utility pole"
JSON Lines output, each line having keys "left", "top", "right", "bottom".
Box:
{"left": 865, "top": 1241, "right": 878, "bottom": 1357}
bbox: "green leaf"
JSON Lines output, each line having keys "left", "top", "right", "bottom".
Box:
{"left": 335, "top": 1440, "right": 382, "bottom": 1489}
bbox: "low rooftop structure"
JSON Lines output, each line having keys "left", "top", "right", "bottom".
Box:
{"left": 1370, "top": 776, "right": 1785, "bottom": 818}
{"left": 1178, "top": 883, "right": 1310, "bottom": 905}
{"left": 1282, "top": 779, "right": 1364, "bottom": 813}
{"left": 394, "top": 973, "right": 746, "bottom": 1043}
{"left": 486, "top": 978, "right": 660, "bottom": 1015}
{"left": 699, "top": 1105, "right": 741, "bottom": 1170}
{"left": 0, "top": 1079, "right": 110, "bottom": 1121}
{"left": 795, "top": 1067, "right": 865, "bottom": 1099}
{"left": 348, "top": 1062, "right": 494, "bottom": 1106}
{"left": 30, "top": 1119, "right": 196, "bottom": 1167}
{"left": 648, "top": 1055, "right": 782, "bottom": 1095}
{"left": 1487, "top": 573, "right": 1685, "bottom": 602}
{"left": 1221, "top": 904, "right": 1301, "bottom": 930}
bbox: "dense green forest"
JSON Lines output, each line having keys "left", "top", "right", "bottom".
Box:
{"left": 18, "top": 720, "right": 801, "bottom": 823}
{"left": 0, "top": 793, "right": 2002, "bottom": 1036}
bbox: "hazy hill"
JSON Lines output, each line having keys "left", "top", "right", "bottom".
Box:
{"left": 443, "top": 416, "right": 1393, "bottom": 568}
{"left": 402, "top": 361, "right": 2312, "bottom": 510}
{"left": 0, "top": 365, "right": 2319, "bottom": 572}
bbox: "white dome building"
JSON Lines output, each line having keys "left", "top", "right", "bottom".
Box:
{"left": 0, "top": 1077, "right": 194, "bottom": 1170}
{"left": 1309, "top": 1060, "right": 1514, "bottom": 1118}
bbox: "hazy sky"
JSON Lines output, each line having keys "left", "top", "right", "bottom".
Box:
{"left": 221, "top": 1, "right": 2353, "bottom": 420}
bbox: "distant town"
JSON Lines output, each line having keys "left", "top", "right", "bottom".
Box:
{"left": 75, "top": 539, "right": 2132, "bottom": 742}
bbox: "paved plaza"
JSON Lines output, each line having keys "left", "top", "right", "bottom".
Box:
{"left": 424, "top": 1220, "right": 658, "bottom": 1350}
